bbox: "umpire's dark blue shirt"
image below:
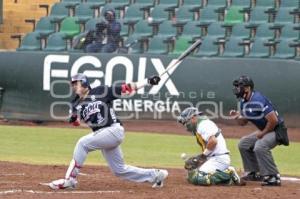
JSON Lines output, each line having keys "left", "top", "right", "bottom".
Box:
{"left": 240, "top": 91, "right": 283, "bottom": 130}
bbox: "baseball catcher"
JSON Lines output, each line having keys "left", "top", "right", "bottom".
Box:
{"left": 178, "top": 107, "right": 243, "bottom": 186}
{"left": 47, "top": 73, "right": 168, "bottom": 189}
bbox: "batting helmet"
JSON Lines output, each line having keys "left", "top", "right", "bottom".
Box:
{"left": 177, "top": 107, "right": 203, "bottom": 125}
{"left": 71, "top": 73, "right": 90, "bottom": 89}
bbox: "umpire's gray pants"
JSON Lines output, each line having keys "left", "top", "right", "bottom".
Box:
{"left": 238, "top": 131, "right": 279, "bottom": 176}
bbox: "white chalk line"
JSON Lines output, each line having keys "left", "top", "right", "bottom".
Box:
{"left": 0, "top": 173, "right": 25, "bottom": 176}
{"left": 0, "top": 189, "right": 121, "bottom": 195}
{"left": 281, "top": 177, "right": 300, "bottom": 182}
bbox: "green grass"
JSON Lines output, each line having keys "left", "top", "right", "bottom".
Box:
{"left": 0, "top": 125, "right": 299, "bottom": 176}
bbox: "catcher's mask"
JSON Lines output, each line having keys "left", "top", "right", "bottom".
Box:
{"left": 232, "top": 75, "right": 254, "bottom": 99}
{"left": 71, "top": 73, "right": 91, "bottom": 89}
{"left": 177, "top": 107, "right": 203, "bottom": 132}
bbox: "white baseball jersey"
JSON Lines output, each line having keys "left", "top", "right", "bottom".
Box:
{"left": 196, "top": 119, "right": 229, "bottom": 156}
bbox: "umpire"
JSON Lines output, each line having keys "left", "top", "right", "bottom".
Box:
{"left": 229, "top": 75, "right": 289, "bottom": 186}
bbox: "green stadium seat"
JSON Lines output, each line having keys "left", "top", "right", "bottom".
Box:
{"left": 206, "top": 23, "right": 226, "bottom": 39}
{"left": 279, "top": 24, "right": 300, "bottom": 40}
{"left": 255, "top": 0, "right": 276, "bottom": 10}
{"left": 61, "top": 0, "right": 81, "bottom": 8}
{"left": 118, "top": 20, "right": 129, "bottom": 37}
{"left": 182, "top": 0, "right": 202, "bottom": 12}
{"left": 206, "top": 0, "right": 227, "bottom": 12}
{"left": 224, "top": 6, "right": 244, "bottom": 25}
{"left": 34, "top": 17, "right": 56, "bottom": 38}
{"left": 230, "top": 24, "right": 250, "bottom": 40}
{"left": 280, "top": 1, "right": 300, "bottom": 9}
{"left": 174, "top": 6, "right": 194, "bottom": 26}
{"left": 150, "top": 6, "right": 170, "bottom": 24}
{"left": 85, "top": 0, "right": 106, "bottom": 9}
{"left": 158, "top": 0, "right": 179, "bottom": 11}
{"left": 123, "top": 35, "right": 143, "bottom": 53}
{"left": 247, "top": 7, "right": 270, "bottom": 27}
{"left": 156, "top": 21, "right": 177, "bottom": 40}
{"left": 171, "top": 36, "right": 193, "bottom": 55}
{"left": 246, "top": 38, "right": 270, "bottom": 58}
{"left": 107, "top": 0, "right": 130, "bottom": 10}
{"left": 231, "top": 0, "right": 251, "bottom": 10}
{"left": 132, "top": 20, "right": 153, "bottom": 40}
{"left": 255, "top": 24, "right": 275, "bottom": 40}
{"left": 182, "top": 21, "right": 201, "bottom": 39}
{"left": 198, "top": 7, "right": 219, "bottom": 26}
{"left": 60, "top": 17, "right": 80, "bottom": 39}
{"left": 221, "top": 38, "right": 245, "bottom": 57}
{"left": 44, "top": 33, "right": 67, "bottom": 51}
{"left": 84, "top": 17, "right": 103, "bottom": 32}
{"left": 134, "top": 0, "right": 155, "bottom": 10}
{"left": 123, "top": 5, "right": 145, "bottom": 25}
{"left": 146, "top": 36, "right": 169, "bottom": 54}
{"left": 271, "top": 40, "right": 297, "bottom": 59}
{"left": 274, "top": 8, "right": 296, "bottom": 26}
{"left": 206, "top": 0, "right": 226, "bottom": 7}
{"left": 75, "top": 4, "right": 95, "bottom": 23}
{"left": 194, "top": 37, "right": 219, "bottom": 57}
{"left": 17, "top": 32, "right": 41, "bottom": 51}
{"left": 49, "top": 3, "right": 69, "bottom": 23}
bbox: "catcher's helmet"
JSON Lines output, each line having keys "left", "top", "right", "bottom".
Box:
{"left": 71, "top": 73, "right": 90, "bottom": 89}
{"left": 177, "top": 107, "right": 203, "bottom": 125}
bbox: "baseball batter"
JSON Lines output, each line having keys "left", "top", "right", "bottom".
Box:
{"left": 48, "top": 73, "right": 168, "bottom": 189}
{"left": 177, "top": 107, "right": 242, "bottom": 186}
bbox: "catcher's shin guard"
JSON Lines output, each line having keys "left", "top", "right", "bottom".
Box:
{"left": 65, "top": 159, "right": 81, "bottom": 179}
{"left": 187, "top": 170, "right": 211, "bottom": 185}
{"left": 187, "top": 169, "right": 232, "bottom": 186}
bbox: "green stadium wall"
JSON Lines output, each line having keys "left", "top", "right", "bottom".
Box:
{"left": 0, "top": 52, "right": 299, "bottom": 126}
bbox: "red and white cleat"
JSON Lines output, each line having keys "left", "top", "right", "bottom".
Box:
{"left": 48, "top": 178, "right": 77, "bottom": 190}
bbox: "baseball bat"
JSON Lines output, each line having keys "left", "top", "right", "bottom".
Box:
{"left": 136, "top": 39, "right": 202, "bottom": 90}
{"left": 159, "top": 39, "right": 202, "bottom": 78}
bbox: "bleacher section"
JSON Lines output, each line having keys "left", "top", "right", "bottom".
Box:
{"left": 5, "top": 0, "right": 300, "bottom": 59}
{"left": 0, "top": 0, "right": 58, "bottom": 49}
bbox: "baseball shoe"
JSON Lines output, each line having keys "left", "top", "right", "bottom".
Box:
{"left": 152, "top": 169, "right": 168, "bottom": 188}
{"left": 241, "top": 171, "right": 263, "bottom": 181}
{"left": 261, "top": 174, "right": 281, "bottom": 186}
{"left": 48, "top": 178, "right": 77, "bottom": 190}
{"left": 228, "top": 166, "right": 246, "bottom": 186}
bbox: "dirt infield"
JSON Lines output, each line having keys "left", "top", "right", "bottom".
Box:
{"left": 0, "top": 161, "right": 299, "bottom": 199}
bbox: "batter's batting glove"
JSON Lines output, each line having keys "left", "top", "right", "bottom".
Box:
{"left": 148, "top": 75, "right": 161, "bottom": 85}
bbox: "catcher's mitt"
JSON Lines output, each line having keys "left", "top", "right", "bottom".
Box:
{"left": 184, "top": 154, "right": 207, "bottom": 170}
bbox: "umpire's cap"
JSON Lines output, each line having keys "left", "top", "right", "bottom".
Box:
{"left": 233, "top": 75, "right": 254, "bottom": 89}
{"left": 177, "top": 107, "right": 203, "bottom": 125}
{"left": 71, "top": 73, "right": 90, "bottom": 88}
